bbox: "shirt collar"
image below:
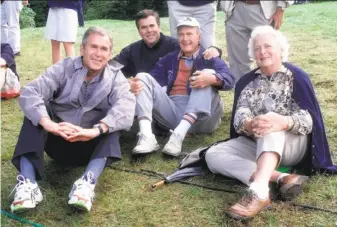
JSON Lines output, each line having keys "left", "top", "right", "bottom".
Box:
{"left": 255, "top": 65, "right": 289, "bottom": 77}
{"left": 177, "top": 47, "right": 200, "bottom": 60}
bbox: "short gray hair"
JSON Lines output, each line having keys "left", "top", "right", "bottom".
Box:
{"left": 82, "top": 26, "right": 113, "bottom": 51}
{"left": 248, "top": 25, "right": 289, "bottom": 62}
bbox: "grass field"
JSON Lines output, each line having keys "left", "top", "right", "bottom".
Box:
{"left": 1, "top": 2, "right": 337, "bottom": 227}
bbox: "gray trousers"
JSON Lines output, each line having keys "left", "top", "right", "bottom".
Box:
{"left": 225, "top": 1, "right": 269, "bottom": 81}
{"left": 1, "top": 1, "right": 22, "bottom": 53}
{"left": 167, "top": 1, "right": 216, "bottom": 49}
{"left": 135, "top": 73, "right": 224, "bottom": 133}
{"left": 205, "top": 131, "right": 308, "bottom": 185}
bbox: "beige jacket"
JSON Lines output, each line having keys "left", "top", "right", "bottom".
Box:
{"left": 221, "top": 1, "right": 294, "bottom": 21}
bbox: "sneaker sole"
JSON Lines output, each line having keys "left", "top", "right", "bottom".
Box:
{"left": 11, "top": 204, "right": 37, "bottom": 214}
{"left": 132, "top": 144, "right": 160, "bottom": 155}
{"left": 162, "top": 147, "right": 181, "bottom": 157}
{"left": 68, "top": 201, "right": 90, "bottom": 212}
{"left": 11, "top": 198, "right": 42, "bottom": 213}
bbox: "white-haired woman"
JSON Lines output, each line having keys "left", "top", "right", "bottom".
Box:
{"left": 204, "top": 25, "right": 337, "bottom": 220}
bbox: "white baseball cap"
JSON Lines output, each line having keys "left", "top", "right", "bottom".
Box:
{"left": 176, "top": 17, "right": 200, "bottom": 28}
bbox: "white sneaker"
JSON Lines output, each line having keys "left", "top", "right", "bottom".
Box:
{"left": 132, "top": 132, "right": 160, "bottom": 154}
{"left": 68, "top": 171, "right": 95, "bottom": 212}
{"left": 10, "top": 175, "right": 43, "bottom": 213}
{"left": 162, "top": 131, "right": 183, "bottom": 157}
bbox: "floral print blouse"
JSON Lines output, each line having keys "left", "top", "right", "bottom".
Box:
{"left": 234, "top": 66, "right": 313, "bottom": 136}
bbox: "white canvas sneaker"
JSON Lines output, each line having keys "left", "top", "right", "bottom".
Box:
{"left": 10, "top": 175, "right": 43, "bottom": 213}
{"left": 132, "top": 132, "right": 160, "bottom": 154}
{"left": 68, "top": 172, "right": 95, "bottom": 212}
{"left": 162, "top": 131, "right": 183, "bottom": 157}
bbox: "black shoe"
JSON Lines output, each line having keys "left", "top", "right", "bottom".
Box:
{"left": 14, "top": 52, "right": 21, "bottom": 57}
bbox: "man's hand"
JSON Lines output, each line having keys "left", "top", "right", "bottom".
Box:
{"left": 270, "top": 7, "right": 284, "bottom": 30}
{"left": 58, "top": 122, "right": 82, "bottom": 136}
{"left": 203, "top": 47, "right": 220, "bottom": 60}
{"left": 67, "top": 128, "right": 100, "bottom": 142}
{"left": 189, "top": 70, "right": 217, "bottom": 89}
{"left": 129, "top": 77, "right": 143, "bottom": 95}
{"left": 39, "top": 117, "right": 73, "bottom": 140}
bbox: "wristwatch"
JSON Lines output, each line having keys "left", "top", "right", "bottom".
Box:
{"left": 93, "top": 124, "right": 104, "bottom": 136}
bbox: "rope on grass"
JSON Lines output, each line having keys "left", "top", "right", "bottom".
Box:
{"left": 1, "top": 209, "right": 45, "bottom": 227}
{"left": 110, "top": 166, "right": 337, "bottom": 215}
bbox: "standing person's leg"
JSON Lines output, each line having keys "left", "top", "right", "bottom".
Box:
{"left": 51, "top": 40, "right": 62, "bottom": 64}
{"left": 60, "top": 8, "right": 78, "bottom": 58}
{"left": 68, "top": 132, "right": 121, "bottom": 212}
{"left": 63, "top": 42, "right": 75, "bottom": 57}
{"left": 1, "top": 2, "right": 9, "bottom": 44}
{"left": 226, "top": 2, "right": 269, "bottom": 81}
{"left": 133, "top": 73, "right": 181, "bottom": 154}
{"left": 167, "top": 1, "right": 191, "bottom": 38}
{"left": 193, "top": 2, "right": 217, "bottom": 48}
{"left": 45, "top": 8, "right": 61, "bottom": 64}
{"left": 5, "top": 1, "right": 21, "bottom": 54}
{"left": 225, "top": 2, "right": 253, "bottom": 81}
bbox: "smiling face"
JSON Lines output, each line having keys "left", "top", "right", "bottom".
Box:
{"left": 254, "top": 34, "right": 282, "bottom": 71}
{"left": 178, "top": 26, "right": 201, "bottom": 57}
{"left": 137, "top": 16, "right": 161, "bottom": 48}
{"left": 80, "top": 33, "right": 112, "bottom": 77}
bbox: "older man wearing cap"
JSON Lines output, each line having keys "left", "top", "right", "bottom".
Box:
{"left": 131, "top": 17, "right": 234, "bottom": 157}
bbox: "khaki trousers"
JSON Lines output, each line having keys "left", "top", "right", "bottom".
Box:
{"left": 205, "top": 131, "right": 308, "bottom": 185}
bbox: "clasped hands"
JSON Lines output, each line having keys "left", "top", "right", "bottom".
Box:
{"left": 39, "top": 117, "right": 99, "bottom": 142}
{"left": 245, "top": 112, "right": 288, "bottom": 137}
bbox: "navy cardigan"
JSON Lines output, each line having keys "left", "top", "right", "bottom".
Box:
{"left": 230, "top": 62, "right": 337, "bottom": 174}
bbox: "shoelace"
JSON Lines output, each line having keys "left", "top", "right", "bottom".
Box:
{"left": 8, "top": 175, "right": 27, "bottom": 198}
{"left": 73, "top": 172, "right": 95, "bottom": 199}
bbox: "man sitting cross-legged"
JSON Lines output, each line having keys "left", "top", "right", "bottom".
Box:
{"left": 131, "top": 17, "right": 234, "bottom": 157}
{"left": 9, "top": 27, "right": 135, "bottom": 213}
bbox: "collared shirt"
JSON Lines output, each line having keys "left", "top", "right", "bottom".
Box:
{"left": 19, "top": 57, "right": 136, "bottom": 133}
{"left": 170, "top": 48, "right": 200, "bottom": 96}
{"left": 234, "top": 66, "right": 313, "bottom": 136}
{"left": 113, "top": 33, "right": 179, "bottom": 78}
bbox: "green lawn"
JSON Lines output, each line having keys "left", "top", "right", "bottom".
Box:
{"left": 1, "top": 2, "right": 337, "bottom": 227}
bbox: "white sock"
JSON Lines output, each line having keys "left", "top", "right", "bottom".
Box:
{"left": 139, "top": 119, "right": 152, "bottom": 136}
{"left": 173, "top": 113, "right": 198, "bottom": 139}
{"left": 277, "top": 173, "right": 290, "bottom": 184}
{"left": 173, "top": 120, "right": 192, "bottom": 139}
{"left": 249, "top": 182, "right": 269, "bottom": 200}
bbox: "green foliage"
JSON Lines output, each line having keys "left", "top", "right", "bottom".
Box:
{"left": 85, "top": 0, "right": 167, "bottom": 21}
{"left": 29, "top": 0, "right": 48, "bottom": 27}
{"left": 19, "top": 7, "right": 36, "bottom": 29}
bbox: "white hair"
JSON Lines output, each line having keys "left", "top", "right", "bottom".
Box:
{"left": 248, "top": 25, "right": 289, "bottom": 62}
